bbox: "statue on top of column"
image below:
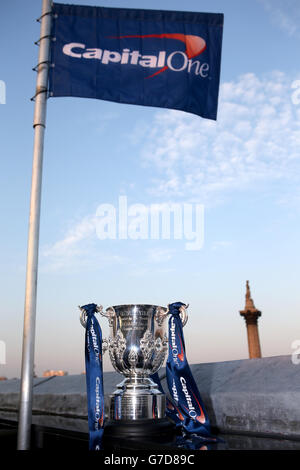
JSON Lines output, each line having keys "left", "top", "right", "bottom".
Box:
{"left": 245, "top": 280, "right": 256, "bottom": 311}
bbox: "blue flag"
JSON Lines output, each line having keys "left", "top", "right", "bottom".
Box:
{"left": 49, "top": 3, "right": 224, "bottom": 119}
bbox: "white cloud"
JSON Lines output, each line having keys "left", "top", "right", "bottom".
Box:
{"left": 137, "top": 71, "right": 300, "bottom": 203}
{"left": 42, "top": 71, "right": 300, "bottom": 271}
{"left": 147, "top": 248, "right": 175, "bottom": 263}
{"left": 41, "top": 215, "right": 127, "bottom": 272}
{"left": 41, "top": 213, "right": 177, "bottom": 272}
{"left": 259, "top": 0, "right": 300, "bottom": 37}
{"left": 42, "top": 216, "right": 97, "bottom": 259}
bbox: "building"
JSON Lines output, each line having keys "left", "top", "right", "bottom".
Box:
{"left": 43, "top": 370, "right": 68, "bottom": 377}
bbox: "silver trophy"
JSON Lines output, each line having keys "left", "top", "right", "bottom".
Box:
{"left": 80, "top": 304, "right": 188, "bottom": 435}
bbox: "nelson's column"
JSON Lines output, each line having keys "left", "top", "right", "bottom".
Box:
{"left": 240, "top": 280, "right": 262, "bottom": 359}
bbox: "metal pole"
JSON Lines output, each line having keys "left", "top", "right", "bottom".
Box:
{"left": 17, "top": 0, "right": 52, "bottom": 450}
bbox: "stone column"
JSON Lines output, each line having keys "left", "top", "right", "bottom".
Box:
{"left": 240, "top": 281, "right": 262, "bottom": 359}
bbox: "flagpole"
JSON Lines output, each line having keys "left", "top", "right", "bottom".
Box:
{"left": 17, "top": 0, "right": 52, "bottom": 450}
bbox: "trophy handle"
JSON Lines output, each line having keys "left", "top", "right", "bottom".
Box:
{"left": 155, "top": 304, "right": 189, "bottom": 327}
{"left": 155, "top": 307, "right": 169, "bottom": 327}
{"left": 100, "top": 306, "right": 115, "bottom": 327}
{"left": 179, "top": 304, "right": 189, "bottom": 327}
{"left": 78, "top": 304, "right": 103, "bottom": 328}
{"left": 100, "top": 306, "right": 114, "bottom": 318}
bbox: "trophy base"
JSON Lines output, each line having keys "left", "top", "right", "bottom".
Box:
{"left": 103, "top": 417, "right": 176, "bottom": 444}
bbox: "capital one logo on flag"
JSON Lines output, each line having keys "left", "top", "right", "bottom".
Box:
{"left": 62, "top": 34, "right": 208, "bottom": 79}
{"left": 49, "top": 4, "right": 224, "bottom": 119}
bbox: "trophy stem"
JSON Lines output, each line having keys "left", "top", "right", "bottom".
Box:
{"left": 118, "top": 376, "right": 157, "bottom": 389}
{"left": 107, "top": 376, "right": 164, "bottom": 421}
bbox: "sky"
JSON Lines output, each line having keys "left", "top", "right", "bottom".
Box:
{"left": 0, "top": 0, "right": 300, "bottom": 379}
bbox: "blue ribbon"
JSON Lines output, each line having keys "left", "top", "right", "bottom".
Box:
{"left": 82, "top": 303, "right": 105, "bottom": 450}
{"left": 152, "top": 301, "right": 213, "bottom": 440}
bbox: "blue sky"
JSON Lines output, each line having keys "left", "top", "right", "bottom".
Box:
{"left": 1, "top": 0, "right": 300, "bottom": 378}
